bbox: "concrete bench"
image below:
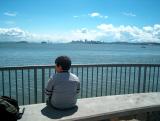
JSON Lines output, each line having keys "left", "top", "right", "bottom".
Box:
{"left": 19, "top": 92, "right": 160, "bottom": 121}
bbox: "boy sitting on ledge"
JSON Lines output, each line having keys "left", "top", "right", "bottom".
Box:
{"left": 45, "top": 56, "right": 80, "bottom": 110}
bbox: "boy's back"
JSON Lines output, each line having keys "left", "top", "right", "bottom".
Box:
{"left": 46, "top": 72, "right": 80, "bottom": 109}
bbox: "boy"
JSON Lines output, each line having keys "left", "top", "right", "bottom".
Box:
{"left": 45, "top": 56, "right": 80, "bottom": 109}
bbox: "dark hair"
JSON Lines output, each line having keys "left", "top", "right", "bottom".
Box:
{"left": 55, "top": 56, "right": 71, "bottom": 71}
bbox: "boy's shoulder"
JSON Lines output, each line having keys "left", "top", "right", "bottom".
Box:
{"left": 70, "top": 72, "right": 78, "bottom": 77}
{"left": 70, "top": 73, "right": 79, "bottom": 81}
{"left": 51, "top": 72, "right": 79, "bottom": 81}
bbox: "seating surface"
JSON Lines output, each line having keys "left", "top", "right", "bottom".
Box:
{"left": 19, "top": 92, "right": 160, "bottom": 121}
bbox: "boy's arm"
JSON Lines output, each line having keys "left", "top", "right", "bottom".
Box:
{"left": 45, "top": 78, "right": 54, "bottom": 97}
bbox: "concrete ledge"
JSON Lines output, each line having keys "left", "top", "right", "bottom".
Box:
{"left": 19, "top": 92, "right": 160, "bottom": 121}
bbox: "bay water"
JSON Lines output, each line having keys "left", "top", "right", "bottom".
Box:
{"left": 0, "top": 43, "right": 160, "bottom": 66}
{"left": 0, "top": 43, "right": 160, "bottom": 105}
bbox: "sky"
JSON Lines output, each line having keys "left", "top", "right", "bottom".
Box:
{"left": 0, "top": 0, "right": 160, "bottom": 43}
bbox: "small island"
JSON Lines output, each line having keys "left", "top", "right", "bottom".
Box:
{"left": 16, "top": 41, "right": 28, "bottom": 44}
{"left": 41, "top": 41, "right": 47, "bottom": 44}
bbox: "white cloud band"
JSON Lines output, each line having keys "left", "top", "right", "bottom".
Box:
{"left": 4, "top": 12, "right": 17, "bottom": 17}
{"left": 89, "top": 12, "right": 108, "bottom": 19}
{"left": 123, "top": 12, "right": 136, "bottom": 17}
{"left": 0, "top": 24, "right": 160, "bottom": 43}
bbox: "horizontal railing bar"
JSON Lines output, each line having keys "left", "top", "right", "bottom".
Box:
{"left": 0, "top": 64, "right": 160, "bottom": 70}
{"left": 0, "top": 65, "right": 55, "bottom": 70}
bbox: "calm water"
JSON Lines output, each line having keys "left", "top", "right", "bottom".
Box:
{"left": 0, "top": 43, "right": 160, "bottom": 66}
{"left": 0, "top": 43, "right": 160, "bottom": 105}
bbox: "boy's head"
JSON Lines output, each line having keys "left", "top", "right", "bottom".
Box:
{"left": 55, "top": 56, "right": 71, "bottom": 72}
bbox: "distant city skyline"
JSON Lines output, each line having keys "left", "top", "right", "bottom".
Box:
{"left": 0, "top": 0, "right": 160, "bottom": 43}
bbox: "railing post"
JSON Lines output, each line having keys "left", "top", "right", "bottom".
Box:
{"left": 2, "top": 71, "right": 4, "bottom": 96}
{"left": 101, "top": 67, "right": 104, "bottom": 96}
{"left": 9, "top": 69, "right": 11, "bottom": 98}
{"left": 138, "top": 66, "right": 141, "bottom": 93}
{"left": 42, "top": 68, "right": 45, "bottom": 103}
{"left": 81, "top": 67, "right": 83, "bottom": 98}
{"left": 156, "top": 67, "right": 159, "bottom": 92}
{"left": 96, "top": 66, "right": 98, "bottom": 97}
{"left": 128, "top": 67, "right": 131, "bottom": 94}
{"left": 110, "top": 67, "right": 113, "bottom": 95}
{"left": 143, "top": 66, "right": 147, "bottom": 93}
{"left": 148, "top": 67, "right": 151, "bottom": 92}
{"left": 115, "top": 67, "right": 117, "bottom": 95}
{"left": 22, "top": 69, "right": 24, "bottom": 105}
{"left": 91, "top": 67, "right": 94, "bottom": 97}
{"left": 133, "top": 67, "right": 136, "bottom": 93}
{"left": 28, "top": 69, "right": 30, "bottom": 104}
{"left": 105, "top": 67, "right": 108, "bottom": 95}
{"left": 15, "top": 70, "right": 18, "bottom": 101}
{"left": 152, "top": 67, "right": 156, "bottom": 92}
{"left": 86, "top": 67, "right": 88, "bottom": 98}
{"left": 119, "top": 67, "right": 122, "bottom": 94}
{"left": 34, "top": 68, "right": 37, "bottom": 103}
{"left": 124, "top": 67, "right": 127, "bottom": 94}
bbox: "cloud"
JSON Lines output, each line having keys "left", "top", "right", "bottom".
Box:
{"left": 104, "top": 16, "right": 108, "bottom": 19}
{"left": 143, "top": 26, "right": 153, "bottom": 32}
{"left": 0, "top": 27, "right": 105, "bottom": 43}
{"left": 4, "top": 12, "right": 17, "bottom": 17}
{"left": 97, "top": 24, "right": 115, "bottom": 32}
{"left": 96, "top": 24, "right": 160, "bottom": 43}
{"left": 73, "top": 16, "right": 79, "bottom": 18}
{"left": 123, "top": 12, "right": 136, "bottom": 17}
{"left": 0, "top": 24, "right": 160, "bottom": 43}
{"left": 89, "top": 12, "right": 101, "bottom": 17}
{"left": 73, "top": 12, "right": 108, "bottom": 19}
{"left": 0, "top": 28, "right": 32, "bottom": 42}
{"left": 88, "top": 12, "right": 108, "bottom": 19}
{"left": 0, "top": 28, "right": 76, "bottom": 43}
{"left": 70, "top": 28, "right": 105, "bottom": 41}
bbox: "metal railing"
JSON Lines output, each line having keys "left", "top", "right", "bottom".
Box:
{"left": 0, "top": 64, "right": 160, "bottom": 105}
